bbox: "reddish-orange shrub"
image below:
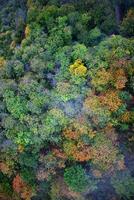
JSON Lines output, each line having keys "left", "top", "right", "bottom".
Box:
{"left": 13, "top": 175, "right": 25, "bottom": 194}
{"left": 12, "top": 175, "right": 33, "bottom": 200}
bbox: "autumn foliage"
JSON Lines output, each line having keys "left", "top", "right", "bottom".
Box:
{"left": 69, "top": 59, "right": 87, "bottom": 76}
{"left": 0, "top": 1, "right": 134, "bottom": 199}
{"left": 99, "top": 90, "right": 122, "bottom": 112}
{"left": 12, "top": 175, "right": 34, "bottom": 200}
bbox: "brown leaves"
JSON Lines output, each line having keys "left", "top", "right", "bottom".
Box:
{"left": 73, "top": 144, "right": 92, "bottom": 162}
{"left": 63, "top": 140, "right": 92, "bottom": 162}
{"left": 110, "top": 67, "right": 127, "bottom": 90}
{"left": 99, "top": 90, "right": 122, "bottom": 112}
{"left": 0, "top": 162, "right": 11, "bottom": 176}
{"left": 37, "top": 152, "right": 66, "bottom": 181}
{"left": 63, "top": 129, "right": 79, "bottom": 140}
{"left": 12, "top": 175, "right": 34, "bottom": 200}
{"left": 52, "top": 148, "right": 67, "bottom": 159}
{"left": 63, "top": 120, "right": 95, "bottom": 162}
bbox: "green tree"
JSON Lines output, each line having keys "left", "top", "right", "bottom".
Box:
{"left": 64, "top": 165, "right": 88, "bottom": 192}
{"left": 111, "top": 171, "right": 134, "bottom": 199}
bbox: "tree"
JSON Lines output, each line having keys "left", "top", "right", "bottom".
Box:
{"left": 69, "top": 59, "right": 87, "bottom": 77}
{"left": 12, "top": 174, "right": 34, "bottom": 200}
{"left": 91, "top": 133, "right": 119, "bottom": 171}
{"left": 64, "top": 165, "right": 88, "bottom": 192}
{"left": 112, "top": 0, "right": 133, "bottom": 26}
{"left": 120, "top": 8, "right": 134, "bottom": 37}
{"left": 111, "top": 171, "right": 134, "bottom": 199}
{"left": 3, "top": 90, "right": 28, "bottom": 120}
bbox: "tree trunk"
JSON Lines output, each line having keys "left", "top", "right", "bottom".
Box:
{"left": 115, "top": 3, "right": 121, "bottom": 25}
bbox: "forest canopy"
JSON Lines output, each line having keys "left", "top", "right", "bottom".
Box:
{"left": 0, "top": 0, "right": 134, "bottom": 200}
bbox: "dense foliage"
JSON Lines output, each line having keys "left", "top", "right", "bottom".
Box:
{"left": 0, "top": 0, "right": 134, "bottom": 200}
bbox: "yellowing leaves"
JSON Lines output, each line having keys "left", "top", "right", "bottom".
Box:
{"left": 90, "top": 61, "right": 128, "bottom": 91}
{"left": 18, "top": 145, "right": 25, "bottom": 153}
{"left": 69, "top": 59, "right": 87, "bottom": 76}
{"left": 63, "top": 119, "right": 96, "bottom": 141}
{"left": 63, "top": 129, "right": 79, "bottom": 140}
{"left": 25, "top": 25, "right": 31, "bottom": 38}
{"left": 0, "top": 57, "right": 6, "bottom": 68}
{"left": 120, "top": 111, "right": 131, "bottom": 122}
{"left": 63, "top": 141, "right": 92, "bottom": 162}
{"left": 88, "top": 129, "right": 96, "bottom": 139}
{"left": 91, "top": 68, "right": 112, "bottom": 88}
{"left": 63, "top": 120, "right": 95, "bottom": 162}
{"left": 10, "top": 41, "right": 16, "bottom": 49}
{"left": 83, "top": 94, "right": 102, "bottom": 114}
